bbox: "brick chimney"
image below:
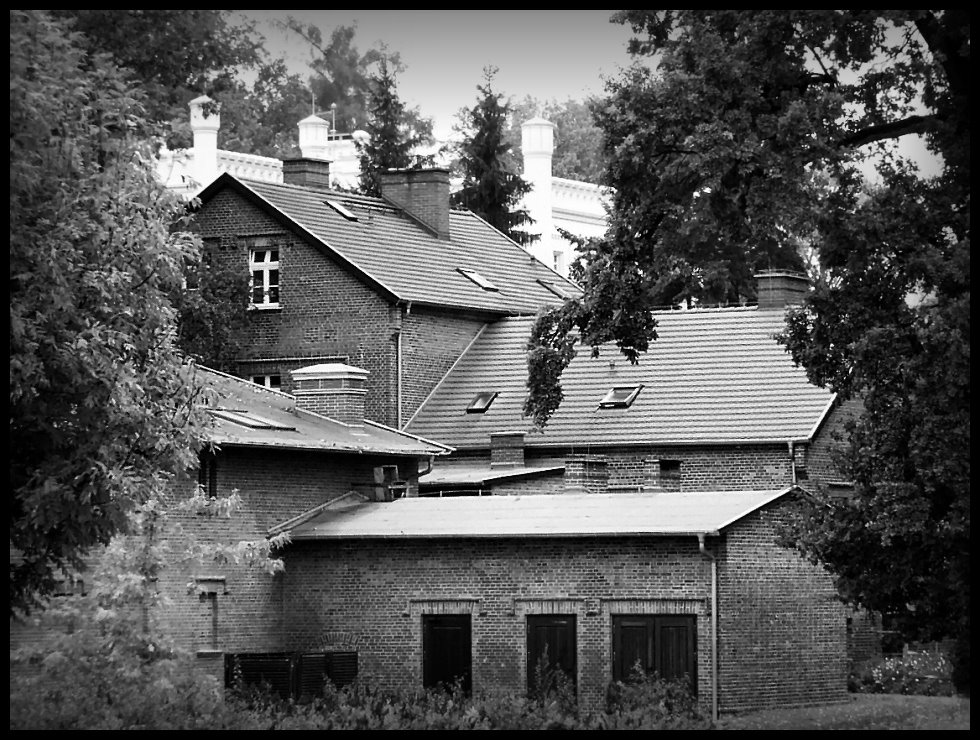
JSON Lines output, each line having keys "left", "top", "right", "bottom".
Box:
{"left": 755, "top": 270, "right": 810, "bottom": 309}
{"left": 379, "top": 168, "right": 451, "bottom": 240}
{"left": 282, "top": 157, "right": 334, "bottom": 190}
{"left": 490, "top": 432, "right": 525, "bottom": 468}
{"left": 290, "top": 363, "right": 369, "bottom": 425}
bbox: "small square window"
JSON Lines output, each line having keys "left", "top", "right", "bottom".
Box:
{"left": 325, "top": 199, "right": 358, "bottom": 221}
{"left": 599, "top": 385, "right": 643, "bottom": 409}
{"left": 537, "top": 279, "right": 571, "bottom": 300}
{"left": 466, "top": 391, "right": 498, "bottom": 414}
{"left": 659, "top": 459, "right": 681, "bottom": 480}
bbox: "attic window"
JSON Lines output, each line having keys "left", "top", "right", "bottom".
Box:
{"left": 458, "top": 268, "right": 499, "bottom": 292}
{"left": 599, "top": 385, "right": 643, "bottom": 409}
{"left": 325, "top": 199, "right": 358, "bottom": 221}
{"left": 537, "top": 278, "right": 571, "bottom": 299}
{"left": 466, "top": 391, "right": 499, "bottom": 414}
{"left": 209, "top": 409, "right": 296, "bottom": 431}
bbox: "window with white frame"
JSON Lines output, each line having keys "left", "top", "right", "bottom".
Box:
{"left": 249, "top": 247, "right": 280, "bottom": 307}
{"left": 250, "top": 374, "right": 282, "bottom": 391}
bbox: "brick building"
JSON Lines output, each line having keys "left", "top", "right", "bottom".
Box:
{"left": 190, "top": 165, "right": 579, "bottom": 429}
{"left": 182, "top": 160, "right": 865, "bottom": 717}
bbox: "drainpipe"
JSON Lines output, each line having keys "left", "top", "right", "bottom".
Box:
{"left": 788, "top": 440, "right": 796, "bottom": 485}
{"left": 698, "top": 533, "right": 719, "bottom": 723}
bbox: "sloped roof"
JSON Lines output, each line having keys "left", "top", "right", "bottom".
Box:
{"left": 196, "top": 174, "right": 580, "bottom": 315}
{"left": 196, "top": 365, "right": 452, "bottom": 457}
{"left": 282, "top": 488, "right": 796, "bottom": 540}
{"left": 404, "top": 307, "right": 835, "bottom": 448}
{"left": 419, "top": 463, "right": 566, "bottom": 487}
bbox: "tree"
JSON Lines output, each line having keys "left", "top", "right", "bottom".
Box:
{"left": 357, "top": 55, "right": 435, "bottom": 196}
{"left": 452, "top": 67, "right": 537, "bottom": 247}
{"left": 49, "top": 10, "right": 264, "bottom": 151}
{"left": 526, "top": 9, "right": 970, "bottom": 692}
{"left": 9, "top": 10, "right": 211, "bottom": 613}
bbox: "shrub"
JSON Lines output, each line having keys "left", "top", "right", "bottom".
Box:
{"left": 849, "top": 651, "right": 954, "bottom": 696}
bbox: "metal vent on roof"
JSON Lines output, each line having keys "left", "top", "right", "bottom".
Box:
{"left": 466, "top": 391, "right": 499, "bottom": 414}
{"left": 209, "top": 408, "right": 297, "bottom": 431}
{"left": 325, "top": 199, "right": 358, "bottom": 221}
{"left": 457, "top": 268, "right": 499, "bottom": 291}
{"left": 598, "top": 385, "right": 643, "bottom": 409}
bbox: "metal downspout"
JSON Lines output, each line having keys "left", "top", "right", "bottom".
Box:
{"left": 788, "top": 440, "right": 796, "bottom": 485}
{"left": 396, "top": 328, "right": 402, "bottom": 428}
{"left": 699, "top": 533, "right": 719, "bottom": 723}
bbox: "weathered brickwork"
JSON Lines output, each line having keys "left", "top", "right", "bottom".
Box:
{"left": 151, "top": 448, "right": 419, "bottom": 658}
{"left": 806, "top": 398, "right": 862, "bottom": 491}
{"left": 193, "top": 190, "right": 486, "bottom": 429}
{"left": 270, "top": 496, "right": 846, "bottom": 716}
{"left": 718, "top": 501, "right": 849, "bottom": 712}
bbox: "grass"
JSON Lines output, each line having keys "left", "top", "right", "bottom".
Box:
{"left": 714, "top": 694, "right": 970, "bottom": 730}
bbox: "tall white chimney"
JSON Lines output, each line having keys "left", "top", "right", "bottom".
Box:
{"left": 188, "top": 95, "right": 219, "bottom": 189}
{"left": 521, "top": 117, "right": 556, "bottom": 270}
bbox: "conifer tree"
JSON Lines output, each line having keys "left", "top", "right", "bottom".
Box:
{"left": 452, "top": 67, "right": 537, "bottom": 247}
{"left": 357, "top": 55, "right": 433, "bottom": 196}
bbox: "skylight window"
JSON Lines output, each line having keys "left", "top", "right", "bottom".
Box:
{"left": 209, "top": 408, "right": 296, "bottom": 431}
{"left": 458, "top": 268, "right": 499, "bottom": 292}
{"left": 325, "top": 199, "right": 358, "bottom": 221}
{"left": 598, "top": 385, "right": 643, "bottom": 409}
{"left": 537, "top": 278, "right": 571, "bottom": 299}
{"left": 466, "top": 391, "right": 499, "bottom": 414}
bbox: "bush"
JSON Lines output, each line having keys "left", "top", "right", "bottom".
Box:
{"left": 849, "top": 651, "right": 955, "bottom": 696}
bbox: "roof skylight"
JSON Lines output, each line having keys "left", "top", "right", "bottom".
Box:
{"left": 209, "top": 408, "right": 297, "bottom": 431}
{"left": 537, "top": 278, "right": 571, "bottom": 299}
{"left": 325, "top": 199, "right": 358, "bottom": 221}
{"left": 598, "top": 385, "right": 643, "bottom": 409}
{"left": 457, "top": 268, "right": 499, "bottom": 292}
{"left": 466, "top": 391, "right": 499, "bottom": 414}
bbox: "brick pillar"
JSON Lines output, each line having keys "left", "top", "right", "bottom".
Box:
{"left": 564, "top": 455, "right": 609, "bottom": 494}
{"left": 490, "top": 432, "right": 525, "bottom": 468}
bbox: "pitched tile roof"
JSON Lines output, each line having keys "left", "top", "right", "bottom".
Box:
{"left": 281, "top": 488, "right": 796, "bottom": 540}
{"left": 404, "top": 306, "right": 835, "bottom": 448}
{"left": 198, "top": 174, "right": 580, "bottom": 315}
{"left": 196, "top": 365, "right": 452, "bottom": 457}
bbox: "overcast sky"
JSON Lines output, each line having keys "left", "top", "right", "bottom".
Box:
{"left": 239, "top": 10, "right": 637, "bottom": 141}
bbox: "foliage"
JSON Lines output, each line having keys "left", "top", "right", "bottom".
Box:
{"left": 213, "top": 663, "right": 706, "bottom": 730}
{"left": 510, "top": 95, "right": 609, "bottom": 182}
{"left": 600, "top": 664, "right": 710, "bottom": 730}
{"left": 9, "top": 10, "right": 213, "bottom": 613}
{"left": 849, "top": 652, "right": 954, "bottom": 697}
{"left": 49, "top": 10, "right": 264, "bottom": 151}
{"left": 172, "top": 242, "right": 252, "bottom": 373}
{"left": 357, "top": 55, "right": 436, "bottom": 196}
{"left": 451, "top": 67, "right": 537, "bottom": 247}
{"left": 522, "top": 9, "right": 970, "bottom": 696}
{"left": 9, "top": 487, "right": 289, "bottom": 730}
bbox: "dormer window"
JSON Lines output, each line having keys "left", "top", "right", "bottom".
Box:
{"left": 249, "top": 248, "right": 280, "bottom": 308}
{"left": 458, "top": 268, "right": 499, "bottom": 292}
{"left": 325, "top": 199, "right": 358, "bottom": 221}
{"left": 599, "top": 385, "right": 643, "bottom": 409}
{"left": 466, "top": 391, "right": 498, "bottom": 414}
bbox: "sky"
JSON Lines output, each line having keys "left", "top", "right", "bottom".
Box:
{"left": 238, "top": 10, "right": 638, "bottom": 141}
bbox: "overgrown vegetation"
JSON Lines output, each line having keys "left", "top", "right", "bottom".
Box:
{"left": 849, "top": 651, "right": 955, "bottom": 697}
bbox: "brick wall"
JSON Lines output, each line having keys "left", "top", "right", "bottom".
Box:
{"left": 718, "top": 499, "right": 849, "bottom": 711}
{"left": 152, "top": 448, "right": 417, "bottom": 657}
{"left": 268, "top": 496, "right": 847, "bottom": 715}
{"left": 807, "top": 397, "right": 862, "bottom": 491}
{"left": 194, "top": 189, "right": 485, "bottom": 429}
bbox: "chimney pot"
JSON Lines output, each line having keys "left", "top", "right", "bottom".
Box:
{"left": 380, "top": 168, "right": 451, "bottom": 240}
{"left": 755, "top": 270, "right": 810, "bottom": 309}
{"left": 290, "top": 363, "right": 369, "bottom": 425}
{"left": 282, "top": 157, "right": 334, "bottom": 190}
